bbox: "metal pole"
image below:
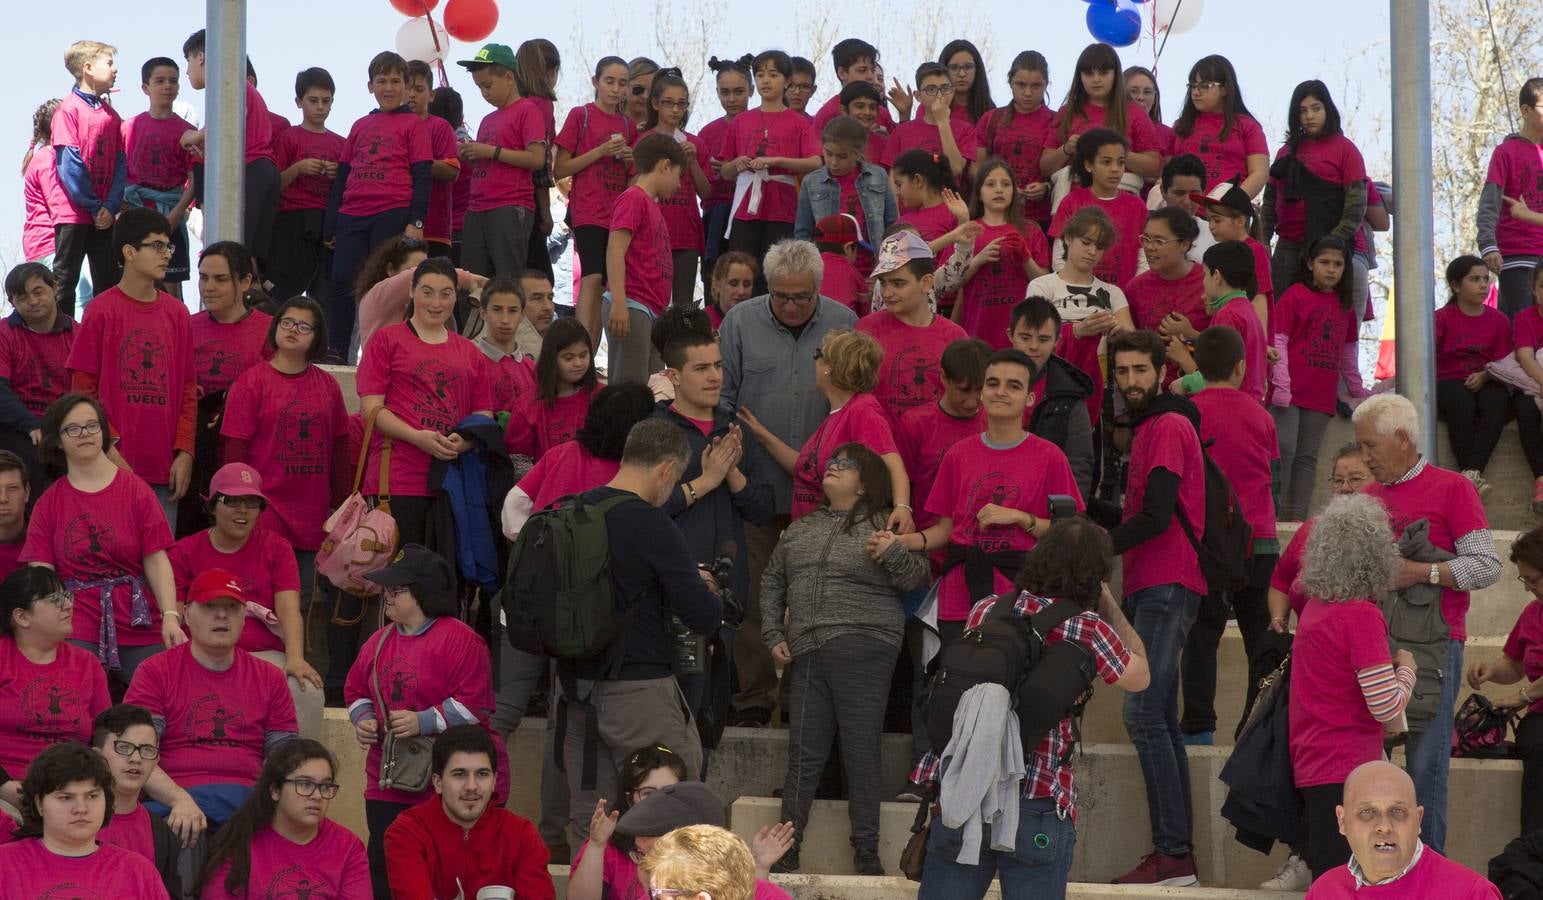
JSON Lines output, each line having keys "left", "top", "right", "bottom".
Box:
{"left": 204, "top": 0, "right": 246, "bottom": 245}
{"left": 1390, "top": 0, "right": 1437, "bottom": 458}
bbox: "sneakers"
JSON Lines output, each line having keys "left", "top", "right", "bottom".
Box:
{"left": 770, "top": 847, "right": 800, "bottom": 874}
{"left": 1259, "top": 853, "right": 1311, "bottom": 890}
{"left": 1533, "top": 478, "right": 1543, "bottom": 515}
{"left": 1462, "top": 469, "right": 1491, "bottom": 497}
{"left": 1181, "top": 731, "right": 1214, "bottom": 746}
{"left": 1111, "top": 851, "right": 1199, "bottom": 886}
{"left": 853, "top": 847, "right": 885, "bottom": 876}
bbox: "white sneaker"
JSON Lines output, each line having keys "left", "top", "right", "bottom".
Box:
{"left": 1259, "top": 854, "right": 1310, "bottom": 890}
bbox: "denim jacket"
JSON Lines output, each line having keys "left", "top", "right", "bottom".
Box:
{"left": 794, "top": 163, "right": 897, "bottom": 250}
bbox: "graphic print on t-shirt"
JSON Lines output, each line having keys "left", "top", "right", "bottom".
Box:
{"left": 199, "top": 347, "right": 240, "bottom": 386}
{"left": 40, "top": 885, "right": 104, "bottom": 900}
{"left": 381, "top": 653, "right": 418, "bottom": 705}
{"left": 1059, "top": 284, "right": 1114, "bottom": 320}
{"left": 119, "top": 328, "right": 170, "bottom": 404}
{"left": 65, "top": 514, "right": 120, "bottom": 578}
{"left": 188, "top": 693, "right": 246, "bottom": 746}
{"left": 277, "top": 399, "right": 327, "bottom": 474}
{"left": 887, "top": 344, "right": 936, "bottom": 412}
{"left": 957, "top": 469, "right": 1021, "bottom": 550}
{"left": 21, "top": 677, "right": 82, "bottom": 742}
{"left": 266, "top": 864, "right": 326, "bottom": 899}
{"left": 410, "top": 359, "right": 460, "bottom": 429}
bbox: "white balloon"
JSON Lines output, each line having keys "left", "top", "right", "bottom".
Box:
{"left": 1153, "top": 0, "right": 1204, "bottom": 35}
{"left": 395, "top": 16, "right": 450, "bottom": 64}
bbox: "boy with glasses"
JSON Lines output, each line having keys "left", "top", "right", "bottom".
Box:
{"left": 880, "top": 62, "right": 976, "bottom": 180}
{"left": 92, "top": 703, "right": 181, "bottom": 896}
{"left": 786, "top": 57, "right": 817, "bottom": 115}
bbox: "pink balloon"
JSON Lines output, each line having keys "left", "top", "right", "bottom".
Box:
{"left": 389, "top": 0, "right": 440, "bottom": 15}
{"left": 443, "top": 0, "right": 498, "bottom": 42}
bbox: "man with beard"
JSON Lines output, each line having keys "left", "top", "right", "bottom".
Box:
{"left": 1105, "top": 329, "right": 1208, "bottom": 888}
{"left": 385, "top": 724, "right": 555, "bottom": 899}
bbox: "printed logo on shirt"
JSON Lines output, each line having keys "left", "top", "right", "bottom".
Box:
{"left": 959, "top": 470, "right": 1023, "bottom": 551}
{"left": 1057, "top": 284, "right": 1114, "bottom": 321}
{"left": 197, "top": 344, "right": 241, "bottom": 385}
{"left": 887, "top": 344, "right": 936, "bottom": 413}
{"left": 380, "top": 654, "right": 419, "bottom": 704}
{"left": 187, "top": 693, "right": 247, "bottom": 747}
{"left": 410, "top": 359, "right": 460, "bottom": 431}
{"left": 40, "top": 884, "right": 104, "bottom": 900}
{"left": 1303, "top": 307, "right": 1344, "bottom": 372}
{"left": 277, "top": 399, "right": 327, "bottom": 474}
{"left": 64, "top": 513, "right": 120, "bottom": 578}
{"left": 20, "top": 676, "right": 82, "bottom": 742}
{"left": 118, "top": 329, "right": 170, "bottom": 404}
{"left": 265, "top": 864, "right": 326, "bottom": 899}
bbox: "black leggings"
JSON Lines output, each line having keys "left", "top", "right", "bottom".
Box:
{"left": 1302, "top": 782, "right": 1351, "bottom": 879}
{"left": 1518, "top": 712, "right": 1543, "bottom": 836}
{"left": 1436, "top": 378, "right": 1510, "bottom": 472}
{"left": 1514, "top": 392, "right": 1543, "bottom": 479}
{"left": 727, "top": 220, "right": 794, "bottom": 296}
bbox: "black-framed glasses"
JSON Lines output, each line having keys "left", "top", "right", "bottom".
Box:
{"left": 632, "top": 84, "right": 648, "bottom": 96}
{"left": 278, "top": 317, "right": 316, "bottom": 335}
{"left": 825, "top": 456, "right": 859, "bottom": 472}
{"left": 112, "top": 740, "right": 161, "bottom": 760}
{"left": 217, "top": 495, "right": 264, "bottom": 510}
{"left": 284, "top": 778, "right": 341, "bottom": 798}
{"left": 771, "top": 290, "right": 817, "bottom": 306}
{"left": 917, "top": 84, "right": 955, "bottom": 97}
{"left": 786, "top": 82, "right": 816, "bottom": 93}
{"left": 656, "top": 99, "right": 689, "bottom": 110}
{"left": 60, "top": 420, "right": 103, "bottom": 439}
{"left": 946, "top": 63, "right": 976, "bottom": 74}
{"left": 136, "top": 240, "right": 176, "bottom": 255}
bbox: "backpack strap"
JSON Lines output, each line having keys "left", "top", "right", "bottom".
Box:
{"left": 1025, "top": 597, "right": 1087, "bottom": 640}
{"left": 354, "top": 405, "right": 396, "bottom": 516}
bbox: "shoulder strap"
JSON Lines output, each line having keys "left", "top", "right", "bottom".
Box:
{"left": 368, "top": 625, "right": 392, "bottom": 720}
{"left": 1027, "top": 598, "right": 1086, "bottom": 639}
{"left": 351, "top": 406, "right": 384, "bottom": 495}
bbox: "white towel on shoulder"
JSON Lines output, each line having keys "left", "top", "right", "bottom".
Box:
{"left": 938, "top": 682, "right": 1026, "bottom": 865}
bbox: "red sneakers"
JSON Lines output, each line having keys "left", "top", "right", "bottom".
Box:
{"left": 1111, "top": 851, "right": 1199, "bottom": 886}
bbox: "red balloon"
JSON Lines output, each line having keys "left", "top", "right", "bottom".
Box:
{"left": 442, "top": 0, "right": 498, "bottom": 42}
{"left": 389, "top": 0, "right": 440, "bottom": 15}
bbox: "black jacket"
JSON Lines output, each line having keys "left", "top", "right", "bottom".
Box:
{"left": 1219, "top": 656, "right": 1300, "bottom": 854}
{"left": 1490, "top": 829, "right": 1543, "bottom": 899}
{"left": 1029, "top": 355, "right": 1095, "bottom": 500}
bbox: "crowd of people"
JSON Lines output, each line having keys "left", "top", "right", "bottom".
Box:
{"left": 4, "top": 19, "right": 1542, "bottom": 900}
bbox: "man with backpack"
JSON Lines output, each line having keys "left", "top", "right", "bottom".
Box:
{"left": 1105, "top": 329, "right": 1209, "bottom": 888}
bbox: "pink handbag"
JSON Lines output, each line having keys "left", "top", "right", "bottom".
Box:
{"left": 316, "top": 407, "right": 398, "bottom": 600}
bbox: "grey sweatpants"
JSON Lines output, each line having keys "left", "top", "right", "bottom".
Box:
{"left": 462, "top": 205, "right": 534, "bottom": 278}
{"left": 1272, "top": 405, "right": 1332, "bottom": 521}
{"left": 493, "top": 645, "right": 569, "bottom": 847}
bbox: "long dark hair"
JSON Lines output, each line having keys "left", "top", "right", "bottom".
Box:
{"left": 1059, "top": 43, "right": 1127, "bottom": 142}
{"left": 645, "top": 71, "right": 691, "bottom": 131}
{"left": 354, "top": 235, "right": 427, "bottom": 303}
{"left": 1172, "top": 55, "right": 1253, "bottom": 143}
{"left": 969, "top": 158, "right": 1029, "bottom": 235}
{"left": 1444, "top": 254, "right": 1490, "bottom": 309}
{"left": 199, "top": 240, "right": 256, "bottom": 309}
{"left": 198, "top": 740, "right": 339, "bottom": 896}
{"left": 1297, "top": 235, "right": 1354, "bottom": 310}
{"left": 575, "top": 383, "right": 656, "bottom": 460}
{"left": 820, "top": 442, "right": 892, "bottom": 533}
{"left": 992, "top": 51, "right": 1049, "bottom": 135}
{"left": 1283, "top": 79, "right": 1343, "bottom": 149}
{"left": 535, "top": 317, "right": 598, "bottom": 405}
{"left": 937, "top": 39, "right": 994, "bottom": 122}
{"left": 514, "top": 39, "right": 556, "bottom": 102}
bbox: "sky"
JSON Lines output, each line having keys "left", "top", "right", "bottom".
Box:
{"left": 1, "top": 0, "right": 1395, "bottom": 276}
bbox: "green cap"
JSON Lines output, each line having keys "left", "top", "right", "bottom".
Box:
{"left": 457, "top": 43, "right": 516, "bottom": 70}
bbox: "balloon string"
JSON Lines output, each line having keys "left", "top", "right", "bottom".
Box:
{"left": 1155, "top": 0, "right": 1183, "bottom": 64}
{"left": 422, "top": 0, "right": 449, "bottom": 86}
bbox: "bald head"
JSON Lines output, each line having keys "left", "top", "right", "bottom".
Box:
{"left": 1338, "top": 760, "right": 1423, "bottom": 883}
{"left": 1343, "top": 760, "right": 1416, "bottom": 805}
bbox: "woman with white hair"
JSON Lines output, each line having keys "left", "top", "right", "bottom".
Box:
{"left": 1288, "top": 492, "right": 1417, "bottom": 880}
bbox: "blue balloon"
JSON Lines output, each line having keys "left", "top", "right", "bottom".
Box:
{"left": 1087, "top": 1, "right": 1142, "bottom": 46}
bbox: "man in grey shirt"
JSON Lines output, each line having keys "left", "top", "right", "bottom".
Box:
{"left": 717, "top": 238, "right": 857, "bottom": 726}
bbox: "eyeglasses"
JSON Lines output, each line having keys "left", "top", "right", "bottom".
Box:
{"left": 946, "top": 63, "right": 976, "bottom": 74}
{"left": 1128, "top": 86, "right": 1157, "bottom": 98}
{"left": 1187, "top": 81, "right": 1222, "bottom": 93}
{"left": 916, "top": 84, "right": 955, "bottom": 97}
{"left": 1519, "top": 571, "right": 1543, "bottom": 590}
{"left": 656, "top": 98, "right": 689, "bottom": 110}
{"left": 37, "top": 590, "right": 74, "bottom": 611}
{"left": 217, "top": 495, "right": 265, "bottom": 510}
{"left": 825, "top": 456, "right": 859, "bottom": 472}
{"left": 632, "top": 84, "right": 648, "bottom": 96}
{"left": 60, "top": 420, "right": 103, "bottom": 439}
{"left": 787, "top": 82, "right": 816, "bottom": 93}
{"left": 1138, "top": 234, "right": 1178, "bottom": 247}
{"left": 284, "top": 778, "right": 341, "bottom": 798}
{"left": 1328, "top": 473, "right": 1371, "bottom": 489}
{"left": 112, "top": 740, "right": 161, "bottom": 761}
{"left": 770, "top": 290, "right": 817, "bottom": 306}
{"left": 629, "top": 785, "right": 661, "bottom": 803}
{"left": 278, "top": 317, "right": 316, "bottom": 335}
{"left": 136, "top": 241, "right": 176, "bottom": 255}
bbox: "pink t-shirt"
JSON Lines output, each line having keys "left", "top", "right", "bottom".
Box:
{"left": 356, "top": 324, "right": 495, "bottom": 497}
{"left": 422, "top": 115, "right": 461, "bottom": 244}
{"left": 556, "top": 103, "right": 638, "bottom": 228}
{"left": 947, "top": 221, "right": 1050, "bottom": 347}
{"left": 831, "top": 170, "right": 868, "bottom": 238}
{"left": 273, "top": 125, "right": 348, "bottom": 212}
{"left": 0, "top": 317, "right": 75, "bottom": 418}
{"left": 98, "top": 802, "right": 156, "bottom": 865}
{"left": 202, "top": 819, "right": 371, "bottom": 900}
{"left": 1270, "top": 134, "right": 1367, "bottom": 244}
{"left": 1307, "top": 847, "right": 1500, "bottom": 899}
{"left": 0, "top": 540, "right": 23, "bottom": 582}
{"left": 790, "top": 393, "right": 898, "bottom": 519}
{"left": 977, "top": 105, "right": 1057, "bottom": 223}
{"left": 244, "top": 83, "right": 277, "bottom": 164}
{"left": 0, "top": 838, "right": 166, "bottom": 899}
{"left": 124, "top": 643, "right": 298, "bottom": 787}
{"left": 520, "top": 440, "right": 621, "bottom": 513}
{"left": 122, "top": 111, "right": 195, "bottom": 192}
{"left": 1152, "top": 120, "right": 1175, "bottom": 156}
{"left": 506, "top": 385, "right": 595, "bottom": 461}
{"left": 1485, "top": 135, "right": 1543, "bottom": 257}
{"left": 820, "top": 252, "right": 869, "bottom": 315}
{"left": 1193, "top": 386, "right": 1278, "bottom": 542}
{"left": 925, "top": 433, "right": 1083, "bottom": 619}
{"left": 610, "top": 184, "right": 674, "bottom": 315}
{"left": 812, "top": 92, "right": 898, "bottom": 136}
{"left": 1170, "top": 112, "right": 1268, "bottom": 190}
{"left": 1049, "top": 187, "right": 1148, "bottom": 288}
{"left": 483, "top": 349, "right": 537, "bottom": 414}
{"left": 1210, "top": 296, "right": 1267, "bottom": 403}
{"left": 1122, "top": 412, "right": 1207, "bottom": 597}
{"left": 343, "top": 618, "right": 505, "bottom": 805}
{"left": 66, "top": 286, "right": 195, "bottom": 486}
{"left": 898, "top": 201, "right": 958, "bottom": 242}
{"left": 168, "top": 529, "right": 299, "bottom": 655}
{"left": 221, "top": 363, "right": 350, "bottom": 551}
{"left": 699, "top": 115, "right": 736, "bottom": 208}
{"left": 470, "top": 99, "right": 545, "bottom": 213}
{"left": 337, "top": 109, "right": 433, "bottom": 217}
{"left": 880, "top": 115, "right": 979, "bottom": 168}
{"left": 1048, "top": 100, "right": 1162, "bottom": 155}
{"left": 51, "top": 90, "right": 122, "bottom": 224}
{"left": 654, "top": 131, "right": 708, "bottom": 251}
{"left": 1289, "top": 597, "right": 1393, "bottom": 786}
{"left": 857, "top": 310, "right": 968, "bottom": 423}
{"left": 1275, "top": 284, "right": 1357, "bottom": 414}
{"left": 572, "top": 839, "right": 792, "bottom": 900}
{"left": 1435, "top": 302, "right": 1512, "bottom": 383}
{"left": 719, "top": 108, "right": 819, "bottom": 223}
{"left": 1271, "top": 520, "right": 1312, "bottom": 611}
{"left": 1124, "top": 264, "right": 1209, "bottom": 387}
{"left": 1504, "top": 601, "right": 1543, "bottom": 716}
{"left": 1515, "top": 305, "right": 1543, "bottom": 354}
{"left": 1364, "top": 463, "right": 1489, "bottom": 641}
{"left": 267, "top": 111, "right": 292, "bottom": 148}
{"left": 190, "top": 309, "right": 273, "bottom": 396}
{"left": 22, "top": 146, "right": 68, "bottom": 259}
{"left": 0, "top": 637, "right": 111, "bottom": 778}
{"left": 19, "top": 469, "right": 173, "bottom": 648}
{"left": 896, "top": 403, "right": 984, "bottom": 532}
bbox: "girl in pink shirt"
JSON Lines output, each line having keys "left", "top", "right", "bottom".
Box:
{"left": 1042, "top": 45, "right": 1161, "bottom": 189}
{"left": 1050, "top": 128, "right": 1149, "bottom": 289}
{"left": 976, "top": 52, "right": 1056, "bottom": 229}
{"left": 21, "top": 100, "right": 64, "bottom": 264}
{"left": 1124, "top": 66, "right": 1173, "bottom": 156}
{"left": 949, "top": 160, "right": 1050, "bottom": 345}
{"left": 1435, "top": 255, "right": 1515, "bottom": 494}
{"left": 938, "top": 40, "right": 995, "bottom": 126}
{"left": 644, "top": 72, "right": 713, "bottom": 307}
{"left": 506, "top": 318, "right": 601, "bottom": 461}
{"left": 700, "top": 55, "right": 754, "bottom": 293}
{"left": 1169, "top": 55, "right": 1270, "bottom": 197}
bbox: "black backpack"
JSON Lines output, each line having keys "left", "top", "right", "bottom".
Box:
{"left": 1176, "top": 440, "right": 1254, "bottom": 596}
{"left": 922, "top": 596, "right": 1097, "bottom": 757}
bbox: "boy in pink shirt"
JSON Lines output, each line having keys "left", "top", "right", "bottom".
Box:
{"left": 881, "top": 62, "right": 977, "bottom": 179}
{"left": 91, "top": 703, "right": 180, "bottom": 896}
{"left": 811, "top": 39, "right": 899, "bottom": 136}
{"left": 607, "top": 132, "right": 686, "bottom": 385}
{"left": 457, "top": 43, "right": 548, "bottom": 278}
{"left": 270, "top": 67, "right": 346, "bottom": 303}
{"left": 50, "top": 40, "right": 126, "bottom": 315}
{"left": 1478, "top": 79, "right": 1543, "bottom": 317}
{"left": 857, "top": 229, "right": 968, "bottom": 422}
{"left": 406, "top": 60, "right": 464, "bottom": 258}
{"left": 474, "top": 276, "right": 538, "bottom": 413}
{"left": 122, "top": 57, "right": 195, "bottom": 297}
{"left": 814, "top": 213, "right": 872, "bottom": 316}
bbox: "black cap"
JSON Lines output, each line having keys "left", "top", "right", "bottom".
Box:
{"left": 364, "top": 544, "right": 457, "bottom": 597}
{"left": 615, "top": 781, "right": 724, "bottom": 837}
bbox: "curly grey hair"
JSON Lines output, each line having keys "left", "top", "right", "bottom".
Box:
{"left": 1300, "top": 493, "right": 1398, "bottom": 603}
{"left": 762, "top": 239, "right": 824, "bottom": 288}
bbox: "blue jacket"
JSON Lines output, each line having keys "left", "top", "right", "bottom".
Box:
{"left": 794, "top": 163, "right": 897, "bottom": 251}
{"left": 427, "top": 415, "right": 512, "bottom": 595}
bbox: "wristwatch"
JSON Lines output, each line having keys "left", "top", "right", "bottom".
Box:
{"left": 410, "top": 219, "right": 424, "bottom": 230}
{"left": 1428, "top": 563, "right": 1440, "bottom": 586}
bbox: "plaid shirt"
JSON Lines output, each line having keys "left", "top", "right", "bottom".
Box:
{"left": 910, "top": 591, "right": 1129, "bottom": 823}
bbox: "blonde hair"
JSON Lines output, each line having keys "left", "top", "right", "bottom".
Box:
{"left": 64, "top": 41, "right": 115, "bottom": 80}
{"left": 639, "top": 825, "right": 755, "bottom": 900}
{"left": 820, "top": 329, "right": 883, "bottom": 394}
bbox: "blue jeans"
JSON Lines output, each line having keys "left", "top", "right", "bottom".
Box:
{"left": 1404, "top": 637, "right": 1462, "bottom": 853}
{"left": 1122, "top": 582, "right": 1201, "bottom": 857}
{"left": 918, "top": 796, "right": 1076, "bottom": 900}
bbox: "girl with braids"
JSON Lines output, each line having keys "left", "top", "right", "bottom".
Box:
{"left": 700, "top": 55, "right": 753, "bottom": 291}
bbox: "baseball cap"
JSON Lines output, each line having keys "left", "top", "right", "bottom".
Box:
{"left": 615, "top": 781, "right": 725, "bottom": 837}
{"left": 1190, "top": 182, "right": 1253, "bottom": 219}
{"left": 364, "top": 544, "right": 458, "bottom": 597}
{"left": 870, "top": 230, "right": 934, "bottom": 277}
{"left": 457, "top": 44, "right": 517, "bottom": 70}
{"left": 814, "top": 213, "right": 871, "bottom": 251}
{"left": 205, "top": 462, "right": 268, "bottom": 503}
{"left": 187, "top": 568, "right": 246, "bottom": 606}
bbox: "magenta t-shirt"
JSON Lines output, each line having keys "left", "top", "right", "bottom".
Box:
{"left": 1048, "top": 100, "right": 1162, "bottom": 155}
{"left": 221, "top": 363, "right": 350, "bottom": 551}
{"left": 610, "top": 184, "right": 674, "bottom": 315}
{"left": 66, "top": 285, "right": 195, "bottom": 485}
{"left": 880, "top": 116, "right": 979, "bottom": 168}
{"left": 98, "top": 802, "right": 156, "bottom": 865}
{"left": 1274, "top": 284, "right": 1357, "bottom": 414}
{"left": 820, "top": 252, "right": 869, "bottom": 315}
{"left": 556, "top": 103, "right": 637, "bottom": 228}
{"left": 925, "top": 433, "right": 1083, "bottom": 619}
{"left": 1435, "top": 302, "right": 1511, "bottom": 383}
{"left": 1193, "top": 386, "right": 1278, "bottom": 542}
{"left": 0, "top": 838, "right": 166, "bottom": 899}
{"left": 1049, "top": 187, "right": 1147, "bottom": 288}
{"left": 1484, "top": 135, "right": 1543, "bottom": 257}
{"left": 337, "top": 109, "right": 433, "bottom": 217}
{"left": 719, "top": 108, "right": 819, "bottom": 223}
{"left": 1270, "top": 134, "right": 1367, "bottom": 244}
{"left": 122, "top": 111, "right": 195, "bottom": 191}
{"left": 1170, "top": 112, "right": 1268, "bottom": 189}
{"left": 858, "top": 310, "right": 968, "bottom": 423}
{"left": 51, "top": 90, "right": 122, "bottom": 224}
{"left": 812, "top": 92, "right": 897, "bottom": 136}
{"left": 203, "top": 820, "right": 371, "bottom": 900}
{"left": 506, "top": 385, "right": 595, "bottom": 461}
{"left": 422, "top": 115, "right": 461, "bottom": 243}
{"left": 486, "top": 352, "right": 536, "bottom": 414}
{"left": 790, "top": 393, "right": 897, "bottom": 519}
{"left": 274, "top": 125, "right": 348, "bottom": 212}
{"left": 653, "top": 131, "right": 708, "bottom": 251}
{"left": 699, "top": 115, "right": 736, "bottom": 208}
{"left": 896, "top": 404, "right": 984, "bottom": 532}
{"left": 22, "top": 146, "right": 68, "bottom": 259}
{"left": 898, "top": 201, "right": 958, "bottom": 242}
{"left": 977, "top": 105, "right": 1056, "bottom": 223}
{"left": 20, "top": 469, "right": 173, "bottom": 648}
{"left": 1272, "top": 520, "right": 1311, "bottom": 610}
{"left": 1124, "top": 264, "right": 1208, "bottom": 387}
{"left": 470, "top": 99, "right": 544, "bottom": 214}
{"left": 168, "top": 529, "right": 300, "bottom": 655}
{"left": 1122, "top": 412, "right": 1206, "bottom": 597}
{"left": 0, "top": 317, "right": 74, "bottom": 419}
{"left": 190, "top": 309, "right": 273, "bottom": 395}
{"left": 244, "top": 83, "right": 277, "bottom": 164}
{"left": 1505, "top": 601, "right": 1543, "bottom": 716}
{"left": 1289, "top": 598, "right": 1393, "bottom": 786}
{"left": 521, "top": 440, "right": 621, "bottom": 513}
{"left": 124, "top": 643, "right": 298, "bottom": 787}
{"left": 947, "top": 221, "right": 1050, "bottom": 348}
{"left": 0, "top": 637, "right": 111, "bottom": 778}
{"left": 1210, "top": 297, "right": 1267, "bottom": 402}
{"left": 1308, "top": 847, "right": 1501, "bottom": 899}
{"left": 356, "top": 324, "right": 495, "bottom": 497}
{"left": 1515, "top": 305, "right": 1543, "bottom": 354}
